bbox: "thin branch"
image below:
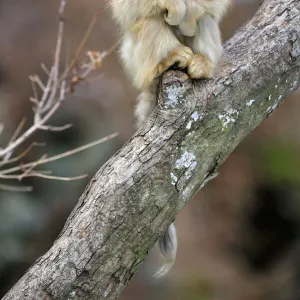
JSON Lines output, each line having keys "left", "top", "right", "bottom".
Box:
{"left": 101, "top": 39, "right": 121, "bottom": 59}
{"left": 0, "top": 132, "right": 119, "bottom": 175}
{"left": 59, "top": 12, "right": 100, "bottom": 82}
{"left": 38, "top": 0, "right": 66, "bottom": 114}
{"left": 0, "top": 172, "right": 87, "bottom": 181}
{"left": 2, "top": 118, "right": 27, "bottom": 163}
{"left": 0, "top": 184, "right": 33, "bottom": 192}
{"left": 29, "top": 97, "right": 39, "bottom": 106}
{"left": 27, "top": 172, "right": 88, "bottom": 181}
{"left": 29, "top": 75, "right": 46, "bottom": 91}
{"left": 39, "top": 124, "right": 73, "bottom": 131}
{"left": 7, "top": 118, "right": 27, "bottom": 147}
{"left": 18, "top": 154, "right": 48, "bottom": 180}
{"left": 0, "top": 1, "right": 119, "bottom": 188}
{"left": 0, "top": 142, "right": 45, "bottom": 168}
{"left": 0, "top": 2, "right": 68, "bottom": 158}
{"left": 41, "top": 63, "right": 50, "bottom": 76}
{"left": 0, "top": 4, "right": 114, "bottom": 160}
{"left": 30, "top": 77, "right": 39, "bottom": 102}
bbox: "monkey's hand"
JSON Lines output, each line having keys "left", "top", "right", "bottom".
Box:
{"left": 157, "top": 45, "right": 193, "bottom": 76}
{"left": 163, "top": 0, "right": 187, "bottom": 26}
{"left": 179, "top": 19, "right": 198, "bottom": 37}
{"left": 188, "top": 54, "right": 214, "bottom": 79}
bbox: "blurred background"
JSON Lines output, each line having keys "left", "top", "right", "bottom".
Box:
{"left": 0, "top": 0, "right": 299, "bottom": 299}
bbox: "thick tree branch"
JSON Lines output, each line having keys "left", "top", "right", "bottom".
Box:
{"left": 3, "top": 0, "right": 300, "bottom": 299}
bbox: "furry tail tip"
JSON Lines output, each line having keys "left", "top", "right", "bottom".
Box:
{"left": 154, "top": 223, "right": 177, "bottom": 278}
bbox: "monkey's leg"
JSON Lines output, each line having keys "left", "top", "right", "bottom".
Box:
{"left": 134, "top": 43, "right": 193, "bottom": 126}
{"left": 185, "top": 15, "right": 223, "bottom": 79}
{"left": 129, "top": 17, "right": 193, "bottom": 90}
{"left": 135, "top": 83, "right": 157, "bottom": 128}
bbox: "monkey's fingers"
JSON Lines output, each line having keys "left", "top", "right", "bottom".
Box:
{"left": 179, "top": 19, "right": 198, "bottom": 37}
{"left": 157, "top": 46, "right": 193, "bottom": 76}
{"left": 164, "top": 1, "right": 186, "bottom": 26}
{"left": 187, "top": 54, "right": 214, "bottom": 79}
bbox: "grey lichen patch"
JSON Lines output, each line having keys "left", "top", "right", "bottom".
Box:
{"left": 159, "top": 72, "right": 192, "bottom": 111}
{"left": 266, "top": 93, "right": 285, "bottom": 115}
{"left": 186, "top": 121, "right": 192, "bottom": 130}
{"left": 218, "top": 108, "right": 239, "bottom": 131}
{"left": 173, "top": 151, "right": 198, "bottom": 190}
{"left": 246, "top": 99, "right": 256, "bottom": 106}
{"left": 186, "top": 111, "right": 201, "bottom": 129}
{"left": 68, "top": 291, "right": 76, "bottom": 299}
{"left": 290, "top": 79, "right": 299, "bottom": 91}
{"left": 164, "top": 86, "right": 183, "bottom": 108}
{"left": 191, "top": 111, "right": 200, "bottom": 121}
{"left": 264, "top": 77, "right": 293, "bottom": 115}
{"left": 103, "top": 281, "right": 114, "bottom": 298}
{"left": 175, "top": 151, "right": 197, "bottom": 170}
{"left": 170, "top": 172, "right": 178, "bottom": 186}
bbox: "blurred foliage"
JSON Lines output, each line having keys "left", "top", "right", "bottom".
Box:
{"left": 262, "top": 141, "right": 300, "bottom": 184}
{"left": 173, "top": 277, "right": 213, "bottom": 300}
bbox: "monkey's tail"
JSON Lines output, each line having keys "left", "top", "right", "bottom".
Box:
{"left": 154, "top": 223, "right": 177, "bottom": 277}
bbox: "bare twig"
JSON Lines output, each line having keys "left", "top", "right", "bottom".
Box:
{"left": 39, "top": 124, "right": 73, "bottom": 131}
{"left": 0, "top": 0, "right": 118, "bottom": 187}
{"left": 0, "top": 0, "right": 110, "bottom": 160}
{"left": 41, "top": 63, "right": 50, "bottom": 76}
{"left": 3, "top": 118, "right": 27, "bottom": 163}
{"left": 7, "top": 118, "right": 27, "bottom": 147}
{"left": 0, "top": 132, "right": 119, "bottom": 175}
{"left": 18, "top": 154, "right": 48, "bottom": 180}
{"left": 26, "top": 173, "right": 88, "bottom": 181}
{"left": 0, "top": 1, "right": 69, "bottom": 159}
{"left": 0, "top": 172, "right": 87, "bottom": 181}
{"left": 0, "top": 184, "right": 33, "bottom": 192}
{"left": 0, "top": 143, "right": 45, "bottom": 167}
{"left": 59, "top": 12, "right": 100, "bottom": 82}
{"left": 30, "top": 75, "right": 46, "bottom": 92}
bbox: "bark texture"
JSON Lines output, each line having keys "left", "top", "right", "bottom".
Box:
{"left": 3, "top": 0, "right": 300, "bottom": 299}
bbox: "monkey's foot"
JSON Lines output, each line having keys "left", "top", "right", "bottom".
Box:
{"left": 157, "top": 46, "right": 193, "bottom": 76}
{"left": 188, "top": 54, "right": 214, "bottom": 79}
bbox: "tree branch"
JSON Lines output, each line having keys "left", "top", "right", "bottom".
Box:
{"left": 2, "top": 0, "right": 300, "bottom": 299}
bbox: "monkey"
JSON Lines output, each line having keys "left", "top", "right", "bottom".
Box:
{"left": 110, "top": 0, "right": 192, "bottom": 126}
{"left": 110, "top": 0, "right": 230, "bottom": 125}
{"left": 109, "top": 0, "right": 230, "bottom": 276}
{"left": 134, "top": 0, "right": 231, "bottom": 128}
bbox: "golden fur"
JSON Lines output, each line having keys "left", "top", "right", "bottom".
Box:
{"left": 110, "top": 0, "right": 230, "bottom": 125}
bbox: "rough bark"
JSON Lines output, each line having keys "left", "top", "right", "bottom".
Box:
{"left": 3, "top": 0, "right": 300, "bottom": 299}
